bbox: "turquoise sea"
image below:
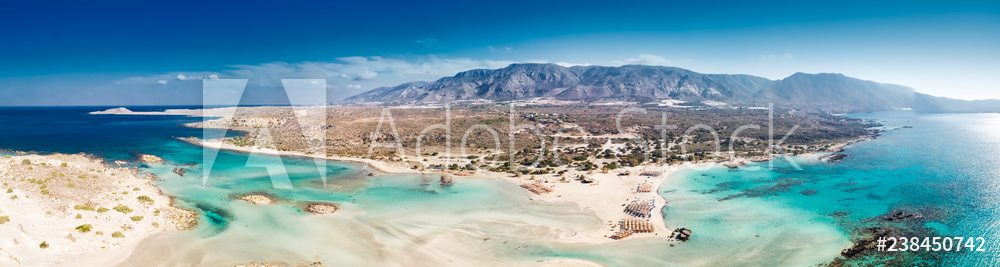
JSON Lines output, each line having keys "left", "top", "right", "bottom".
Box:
{"left": 0, "top": 107, "right": 997, "bottom": 266}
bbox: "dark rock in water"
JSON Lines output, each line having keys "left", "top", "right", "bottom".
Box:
{"left": 672, "top": 227, "right": 692, "bottom": 242}
{"left": 367, "top": 172, "right": 374, "bottom": 176}
{"left": 304, "top": 202, "right": 339, "bottom": 215}
{"left": 881, "top": 209, "right": 923, "bottom": 223}
{"left": 440, "top": 175, "right": 453, "bottom": 186}
{"left": 799, "top": 189, "right": 818, "bottom": 196}
{"left": 826, "top": 154, "right": 849, "bottom": 163}
{"left": 173, "top": 167, "right": 188, "bottom": 177}
{"left": 840, "top": 227, "right": 897, "bottom": 258}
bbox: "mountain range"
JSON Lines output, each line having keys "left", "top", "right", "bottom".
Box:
{"left": 344, "top": 63, "right": 998, "bottom": 113}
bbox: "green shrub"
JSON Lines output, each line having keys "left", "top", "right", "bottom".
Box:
{"left": 9, "top": 195, "right": 15, "bottom": 200}
{"left": 67, "top": 183, "right": 75, "bottom": 188}
{"left": 20, "top": 159, "right": 30, "bottom": 165}
{"left": 39, "top": 242, "right": 48, "bottom": 249}
{"left": 133, "top": 187, "right": 140, "bottom": 191}
{"left": 136, "top": 195, "right": 154, "bottom": 204}
{"left": 75, "top": 214, "right": 82, "bottom": 219}
{"left": 77, "top": 175, "right": 87, "bottom": 179}
{"left": 111, "top": 231, "right": 125, "bottom": 238}
{"left": 96, "top": 207, "right": 109, "bottom": 213}
{"left": 73, "top": 205, "right": 95, "bottom": 211}
{"left": 113, "top": 204, "right": 132, "bottom": 214}
{"left": 130, "top": 216, "right": 143, "bottom": 221}
{"left": 75, "top": 224, "right": 92, "bottom": 233}
{"left": 40, "top": 189, "right": 49, "bottom": 195}
{"left": 5, "top": 189, "right": 11, "bottom": 193}
{"left": 0, "top": 216, "right": 9, "bottom": 224}
{"left": 95, "top": 231, "right": 103, "bottom": 235}
{"left": 60, "top": 162, "right": 68, "bottom": 167}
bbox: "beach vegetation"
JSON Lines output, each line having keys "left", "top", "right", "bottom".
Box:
{"left": 137, "top": 195, "right": 154, "bottom": 204}
{"left": 95, "top": 231, "right": 103, "bottom": 235}
{"left": 133, "top": 187, "right": 140, "bottom": 191}
{"left": 75, "top": 224, "right": 92, "bottom": 233}
{"left": 39, "top": 242, "right": 48, "bottom": 249}
{"left": 67, "top": 183, "right": 75, "bottom": 188}
{"left": 121, "top": 191, "right": 128, "bottom": 195}
{"left": 130, "top": 216, "right": 143, "bottom": 221}
{"left": 97, "top": 207, "right": 109, "bottom": 213}
{"left": 113, "top": 204, "right": 132, "bottom": 214}
{"left": 77, "top": 174, "right": 87, "bottom": 179}
{"left": 111, "top": 231, "right": 125, "bottom": 238}
{"left": 9, "top": 195, "right": 15, "bottom": 200}
{"left": 60, "top": 162, "right": 67, "bottom": 167}
{"left": 75, "top": 214, "right": 82, "bottom": 219}
{"left": 0, "top": 216, "right": 9, "bottom": 224}
{"left": 20, "top": 159, "right": 30, "bottom": 165}
{"left": 5, "top": 189, "right": 11, "bottom": 193}
{"left": 73, "top": 205, "right": 95, "bottom": 211}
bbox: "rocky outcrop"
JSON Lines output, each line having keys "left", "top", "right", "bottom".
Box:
{"left": 139, "top": 154, "right": 164, "bottom": 164}
{"left": 237, "top": 194, "right": 275, "bottom": 205}
{"left": 304, "top": 203, "right": 339, "bottom": 215}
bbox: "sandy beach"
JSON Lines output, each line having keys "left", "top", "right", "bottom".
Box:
{"left": 190, "top": 138, "right": 694, "bottom": 245}
{"left": 0, "top": 154, "right": 196, "bottom": 266}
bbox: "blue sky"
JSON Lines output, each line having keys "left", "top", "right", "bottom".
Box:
{"left": 1, "top": 0, "right": 998, "bottom": 105}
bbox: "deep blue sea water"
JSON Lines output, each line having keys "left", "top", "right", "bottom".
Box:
{"left": 1, "top": 107, "right": 997, "bottom": 265}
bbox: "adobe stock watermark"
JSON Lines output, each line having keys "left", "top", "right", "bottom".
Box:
{"left": 198, "top": 77, "right": 801, "bottom": 190}
{"left": 201, "top": 79, "right": 329, "bottom": 189}
{"left": 367, "top": 103, "right": 803, "bottom": 174}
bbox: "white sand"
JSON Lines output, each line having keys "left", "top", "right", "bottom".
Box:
{"left": 192, "top": 138, "right": 692, "bottom": 245}
{"left": 0, "top": 154, "right": 195, "bottom": 266}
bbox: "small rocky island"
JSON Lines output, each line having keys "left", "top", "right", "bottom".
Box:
{"left": 304, "top": 203, "right": 339, "bottom": 215}
{"left": 237, "top": 194, "right": 276, "bottom": 205}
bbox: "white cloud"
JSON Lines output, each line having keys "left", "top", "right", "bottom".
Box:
{"left": 131, "top": 55, "right": 519, "bottom": 100}
{"left": 614, "top": 54, "right": 674, "bottom": 66}
{"left": 354, "top": 70, "right": 378, "bottom": 80}
{"left": 157, "top": 80, "right": 168, "bottom": 85}
{"left": 175, "top": 73, "right": 221, "bottom": 81}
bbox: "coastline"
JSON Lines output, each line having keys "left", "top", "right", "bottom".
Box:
{"left": 186, "top": 137, "right": 688, "bottom": 244}
{"left": 0, "top": 153, "right": 196, "bottom": 266}
{"left": 81, "top": 106, "right": 876, "bottom": 265}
